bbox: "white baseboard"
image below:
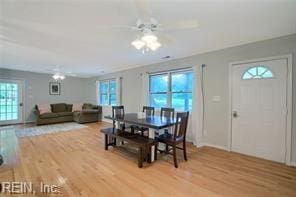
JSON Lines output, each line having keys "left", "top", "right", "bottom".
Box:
{"left": 196, "top": 143, "right": 229, "bottom": 151}
{"left": 205, "top": 143, "right": 230, "bottom": 151}
{"left": 289, "top": 162, "right": 296, "bottom": 167}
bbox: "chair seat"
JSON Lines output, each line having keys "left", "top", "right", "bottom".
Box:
{"left": 157, "top": 133, "right": 184, "bottom": 144}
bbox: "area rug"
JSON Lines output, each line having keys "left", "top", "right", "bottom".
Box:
{"left": 15, "top": 122, "right": 87, "bottom": 138}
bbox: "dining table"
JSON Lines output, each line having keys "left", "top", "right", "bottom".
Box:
{"left": 104, "top": 113, "right": 176, "bottom": 162}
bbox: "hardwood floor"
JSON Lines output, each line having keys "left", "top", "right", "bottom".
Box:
{"left": 0, "top": 122, "right": 296, "bottom": 196}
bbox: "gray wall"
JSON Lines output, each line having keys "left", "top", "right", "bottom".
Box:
{"left": 0, "top": 69, "right": 87, "bottom": 122}
{"left": 86, "top": 34, "right": 296, "bottom": 162}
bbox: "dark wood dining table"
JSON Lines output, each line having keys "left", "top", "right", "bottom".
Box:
{"left": 104, "top": 113, "right": 176, "bottom": 162}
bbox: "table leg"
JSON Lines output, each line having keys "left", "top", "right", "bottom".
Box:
{"left": 148, "top": 128, "right": 156, "bottom": 162}
{"left": 114, "top": 120, "right": 122, "bottom": 146}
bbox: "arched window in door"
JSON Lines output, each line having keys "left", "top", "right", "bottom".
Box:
{"left": 242, "top": 66, "right": 274, "bottom": 80}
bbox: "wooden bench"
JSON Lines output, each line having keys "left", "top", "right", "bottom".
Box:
{"left": 100, "top": 127, "right": 158, "bottom": 168}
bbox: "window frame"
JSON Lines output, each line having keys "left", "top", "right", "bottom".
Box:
{"left": 242, "top": 66, "right": 275, "bottom": 80}
{"left": 98, "top": 79, "right": 117, "bottom": 106}
{"left": 149, "top": 69, "right": 193, "bottom": 111}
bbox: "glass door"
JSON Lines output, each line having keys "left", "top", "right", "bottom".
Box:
{"left": 0, "top": 80, "right": 23, "bottom": 125}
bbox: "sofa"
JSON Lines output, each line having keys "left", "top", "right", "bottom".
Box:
{"left": 73, "top": 103, "right": 102, "bottom": 123}
{"left": 35, "top": 103, "right": 102, "bottom": 125}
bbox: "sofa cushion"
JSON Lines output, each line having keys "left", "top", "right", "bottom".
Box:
{"left": 83, "top": 103, "right": 94, "bottom": 110}
{"left": 81, "top": 109, "right": 99, "bottom": 114}
{"left": 39, "top": 113, "right": 59, "bottom": 119}
{"left": 51, "top": 103, "right": 67, "bottom": 113}
{"left": 57, "top": 112, "right": 73, "bottom": 117}
{"left": 66, "top": 104, "right": 73, "bottom": 112}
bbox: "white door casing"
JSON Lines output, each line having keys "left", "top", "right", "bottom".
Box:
{"left": 229, "top": 55, "right": 292, "bottom": 164}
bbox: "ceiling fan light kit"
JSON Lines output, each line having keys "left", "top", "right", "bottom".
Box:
{"left": 51, "top": 65, "right": 66, "bottom": 80}
{"left": 52, "top": 73, "right": 65, "bottom": 81}
{"left": 131, "top": 18, "right": 162, "bottom": 52}
{"left": 131, "top": 30, "right": 161, "bottom": 52}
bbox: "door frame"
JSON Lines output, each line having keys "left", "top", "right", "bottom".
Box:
{"left": 0, "top": 78, "right": 25, "bottom": 125}
{"left": 228, "top": 54, "right": 293, "bottom": 165}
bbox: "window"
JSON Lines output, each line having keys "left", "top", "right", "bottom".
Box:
{"left": 242, "top": 66, "right": 274, "bottom": 80}
{"left": 149, "top": 70, "right": 193, "bottom": 111}
{"left": 99, "top": 79, "right": 117, "bottom": 105}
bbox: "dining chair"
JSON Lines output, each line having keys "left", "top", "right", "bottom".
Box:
{"left": 143, "top": 106, "right": 155, "bottom": 116}
{"left": 160, "top": 107, "right": 175, "bottom": 120}
{"left": 112, "top": 105, "right": 133, "bottom": 132}
{"left": 134, "top": 106, "right": 155, "bottom": 136}
{"left": 112, "top": 105, "right": 124, "bottom": 128}
{"left": 156, "top": 111, "right": 189, "bottom": 168}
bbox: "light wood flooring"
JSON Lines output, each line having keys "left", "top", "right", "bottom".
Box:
{"left": 0, "top": 122, "right": 296, "bottom": 196}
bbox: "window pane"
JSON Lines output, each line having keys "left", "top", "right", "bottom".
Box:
{"left": 100, "top": 94, "right": 108, "bottom": 105}
{"left": 150, "top": 94, "right": 167, "bottom": 108}
{"left": 242, "top": 66, "right": 274, "bottom": 80}
{"left": 262, "top": 70, "right": 274, "bottom": 78}
{"left": 172, "top": 93, "right": 192, "bottom": 111}
{"left": 110, "top": 80, "right": 116, "bottom": 93}
{"left": 0, "top": 113, "right": 6, "bottom": 121}
{"left": 0, "top": 106, "right": 6, "bottom": 113}
{"left": 150, "top": 74, "right": 168, "bottom": 93}
{"left": 12, "top": 113, "right": 17, "bottom": 120}
{"left": 248, "top": 67, "right": 257, "bottom": 76}
{"left": 172, "top": 71, "right": 193, "bottom": 92}
{"left": 242, "top": 72, "right": 253, "bottom": 79}
{"left": 100, "top": 81, "right": 108, "bottom": 94}
{"left": 110, "top": 94, "right": 116, "bottom": 105}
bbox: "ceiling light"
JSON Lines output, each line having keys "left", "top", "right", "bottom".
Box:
{"left": 52, "top": 73, "right": 65, "bottom": 81}
{"left": 131, "top": 39, "right": 145, "bottom": 49}
{"left": 53, "top": 74, "right": 59, "bottom": 80}
{"left": 131, "top": 29, "right": 161, "bottom": 52}
{"left": 141, "top": 31, "right": 158, "bottom": 43}
{"left": 147, "top": 41, "right": 161, "bottom": 51}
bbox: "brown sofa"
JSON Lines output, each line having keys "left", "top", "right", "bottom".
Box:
{"left": 35, "top": 103, "right": 102, "bottom": 125}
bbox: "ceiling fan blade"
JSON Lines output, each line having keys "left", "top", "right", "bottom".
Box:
{"left": 160, "top": 19, "right": 199, "bottom": 31}
{"left": 133, "top": 0, "right": 150, "bottom": 20}
{"left": 95, "top": 25, "right": 136, "bottom": 30}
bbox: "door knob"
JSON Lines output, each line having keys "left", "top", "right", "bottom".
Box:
{"left": 19, "top": 102, "right": 23, "bottom": 107}
{"left": 233, "top": 111, "right": 238, "bottom": 118}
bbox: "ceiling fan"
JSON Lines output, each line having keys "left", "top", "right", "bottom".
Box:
{"left": 100, "top": 0, "right": 199, "bottom": 53}
{"left": 130, "top": 17, "right": 198, "bottom": 53}
{"left": 47, "top": 65, "right": 77, "bottom": 80}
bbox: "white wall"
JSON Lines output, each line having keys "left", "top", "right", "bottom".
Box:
{"left": 0, "top": 69, "right": 87, "bottom": 122}
{"left": 86, "top": 34, "right": 296, "bottom": 162}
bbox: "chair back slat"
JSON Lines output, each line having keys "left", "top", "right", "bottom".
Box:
{"left": 143, "top": 106, "right": 155, "bottom": 116}
{"left": 174, "top": 112, "right": 189, "bottom": 140}
{"left": 112, "top": 106, "right": 125, "bottom": 127}
{"left": 160, "top": 107, "right": 175, "bottom": 120}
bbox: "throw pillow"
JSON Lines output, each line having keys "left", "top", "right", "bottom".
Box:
{"left": 72, "top": 103, "right": 82, "bottom": 112}
{"left": 38, "top": 104, "right": 51, "bottom": 114}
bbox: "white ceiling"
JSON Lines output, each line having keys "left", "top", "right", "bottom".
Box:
{"left": 0, "top": 0, "right": 296, "bottom": 77}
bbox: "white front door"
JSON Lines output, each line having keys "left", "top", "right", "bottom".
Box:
{"left": 231, "top": 59, "right": 287, "bottom": 163}
{"left": 0, "top": 79, "right": 24, "bottom": 125}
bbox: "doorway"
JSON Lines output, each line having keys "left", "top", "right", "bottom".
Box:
{"left": 229, "top": 55, "right": 292, "bottom": 163}
{"left": 0, "top": 79, "right": 24, "bottom": 125}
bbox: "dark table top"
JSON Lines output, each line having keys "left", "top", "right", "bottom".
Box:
{"left": 104, "top": 113, "right": 176, "bottom": 130}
